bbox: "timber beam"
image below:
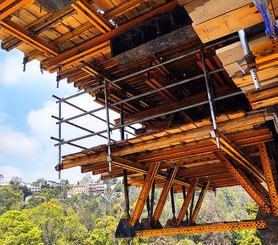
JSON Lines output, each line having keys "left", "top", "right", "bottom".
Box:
{"left": 41, "top": 1, "right": 179, "bottom": 70}
{"left": 0, "top": 19, "right": 59, "bottom": 56}
{"left": 61, "top": 112, "right": 269, "bottom": 170}
{"left": 136, "top": 220, "right": 267, "bottom": 237}
{"left": 214, "top": 151, "right": 271, "bottom": 215}
{"left": 72, "top": 0, "right": 113, "bottom": 34}
{"left": 111, "top": 156, "right": 203, "bottom": 189}
{"left": 259, "top": 143, "right": 278, "bottom": 216}
{"left": 0, "top": 0, "right": 33, "bottom": 20}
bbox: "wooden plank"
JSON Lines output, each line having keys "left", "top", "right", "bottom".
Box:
{"left": 193, "top": 4, "right": 263, "bottom": 43}
{"left": 232, "top": 66, "right": 278, "bottom": 87}
{"left": 182, "top": 0, "right": 250, "bottom": 25}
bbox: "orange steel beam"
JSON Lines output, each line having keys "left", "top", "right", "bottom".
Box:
{"left": 72, "top": 0, "right": 112, "bottom": 34}
{"left": 136, "top": 220, "right": 267, "bottom": 237}
{"left": 0, "top": 0, "right": 33, "bottom": 20}
{"left": 0, "top": 19, "right": 58, "bottom": 56}
{"left": 152, "top": 166, "right": 179, "bottom": 225}
{"left": 41, "top": 1, "right": 179, "bottom": 70}
{"left": 259, "top": 143, "right": 278, "bottom": 216}
{"left": 191, "top": 182, "right": 210, "bottom": 224}
{"left": 211, "top": 135, "right": 266, "bottom": 183}
{"left": 214, "top": 151, "right": 271, "bottom": 215}
{"left": 129, "top": 162, "right": 160, "bottom": 227}
{"left": 175, "top": 178, "right": 199, "bottom": 226}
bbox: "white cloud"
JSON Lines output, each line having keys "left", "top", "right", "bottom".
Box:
{"left": 0, "top": 54, "right": 54, "bottom": 86}
{"left": 0, "top": 126, "right": 41, "bottom": 156}
{"left": 0, "top": 165, "right": 22, "bottom": 182}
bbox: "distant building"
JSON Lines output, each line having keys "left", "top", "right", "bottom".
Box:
{"left": 67, "top": 180, "right": 105, "bottom": 197}
{"left": 30, "top": 186, "right": 41, "bottom": 193}
{"left": 0, "top": 182, "right": 11, "bottom": 187}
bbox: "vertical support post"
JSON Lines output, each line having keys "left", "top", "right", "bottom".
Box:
{"left": 238, "top": 29, "right": 261, "bottom": 90}
{"left": 182, "top": 185, "right": 189, "bottom": 221}
{"left": 152, "top": 167, "right": 178, "bottom": 226}
{"left": 214, "top": 151, "right": 271, "bottom": 214}
{"left": 189, "top": 189, "right": 195, "bottom": 224}
{"left": 104, "top": 80, "right": 112, "bottom": 171}
{"left": 191, "top": 182, "right": 210, "bottom": 224}
{"left": 129, "top": 162, "right": 160, "bottom": 227}
{"left": 170, "top": 186, "right": 176, "bottom": 219}
{"left": 58, "top": 100, "right": 62, "bottom": 179}
{"left": 259, "top": 143, "right": 278, "bottom": 216}
{"left": 120, "top": 104, "right": 125, "bottom": 140}
{"left": 123, "top": 169, "right": 130, "bottom": 219}
{"left": 200, "top": 49, "right": 220, "bottom": 148}
{"left": 150, "top": 180, "right": 155, "bottom": 221}
{"left": 175, "top": 178, "right": 199, "bottom": 226}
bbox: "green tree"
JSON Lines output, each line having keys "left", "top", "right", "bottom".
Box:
{"left": 0, "top": 186, "right": 22, "bottom": 214}
{"left": 0, "top": 210, "right": 43, "bottom": 245}
{"left": 25, "top": 199, "right": 66, "bottom": 245}
{"left": 57, "top": 207, "right": 89, "bottom": 245}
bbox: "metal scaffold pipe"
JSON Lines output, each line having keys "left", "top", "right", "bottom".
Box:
{"left": 238, "top": 29, "right": 261, "bottom": 90}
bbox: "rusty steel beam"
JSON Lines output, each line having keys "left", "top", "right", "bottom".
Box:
{"left": 214, "top": 151, "right": 271, "bottom": 215}
{"left": 152, "top": 167, "right": 179, "bottom": 225}
{"left": 129, "top": 162, "right": 160, "bottom": 227}
{"left": 259, "top": 143, "right": 278, "bottom": 216}
{"left": 211, "top": 135, "right": 266, "bottom": 183}
{"left": 175, "top": 179, "right": 199, "bottom": 226}
{"left": 191, "top": 182, "right": 210, "bottom": 224}
{"left": 0, "top": 19, "right": 59, "bottom": 56}
{"left": 41, "top": 1, "right": 179, "bottom": 70}
{"left": 136, "top": 220, "right": 267, "bottom": 237}
{"left": 0, "top": 0, "right": 33, "bottom": 20}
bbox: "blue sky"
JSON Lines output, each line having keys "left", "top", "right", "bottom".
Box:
{"left": 0, "top": 47, "right": 114, "bottom": 183}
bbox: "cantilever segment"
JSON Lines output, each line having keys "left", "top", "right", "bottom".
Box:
{"left": 259, "top": 142, "right": 278, "bottom": 216}
{"left": 214, "top": 151, "right": 271, "bottom": 215}
{"left": 211, "top": 133, "right": 266, "bottom": 183}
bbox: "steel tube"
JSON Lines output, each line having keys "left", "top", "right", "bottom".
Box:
{"left": 238, "top": 29, "right": 261, "bottom": 90}
{"left": 54, "top": 91, "right": 243, "bottom": 146}
{"left": 104, "top": 81, "right": 112, "bottom": 171}
{"left": 200, "top": 50, "right": 220, "bottom": 148}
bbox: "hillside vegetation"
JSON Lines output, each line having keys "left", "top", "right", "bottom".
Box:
{"left": 0, "top": 176, "right": 265, "bottom": 245}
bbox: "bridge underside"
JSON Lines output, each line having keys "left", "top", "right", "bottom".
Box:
{"left": 0, "top": 0, "right": 278, "bottom": 242}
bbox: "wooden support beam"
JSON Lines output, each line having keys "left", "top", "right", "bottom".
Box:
{"left": 191, "top": 182, "right": 210, "bottom": 224}
{"left": 111, "top": 156, "right": 193, "bottom": 188}
{"left": 175, "top": 178, "right": 199, "bottom": 226}
{"left": 41, "top": 1, "right": 179, "bottom": 70}
{"left": 129, "top": 162, "right": 160, "bottom": 227}
{"left": 152, "top": 167, "right": 179, "bottom": 225}
{"left": 61, "top": 112, "right": 268, "bottom": 170}
{"left": 105, "top": 0, "right": 147, "bottom": 19}
{"left": 72, "top": 0, "right": 113, "bottom": 34}
{"left": 259, "top": 143, "right": 278, "bottom": 216}
{"left": 0, "top": 19, "right": 59, "bottom": 56}
{"left": 136, "top": 220, "right": 267, "bottom": 237}
{"left": 214, "top": 151, "right": 271, "bottom": 214}
{"left": 0, "top": 0, "right": 33, "bottom": 20}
